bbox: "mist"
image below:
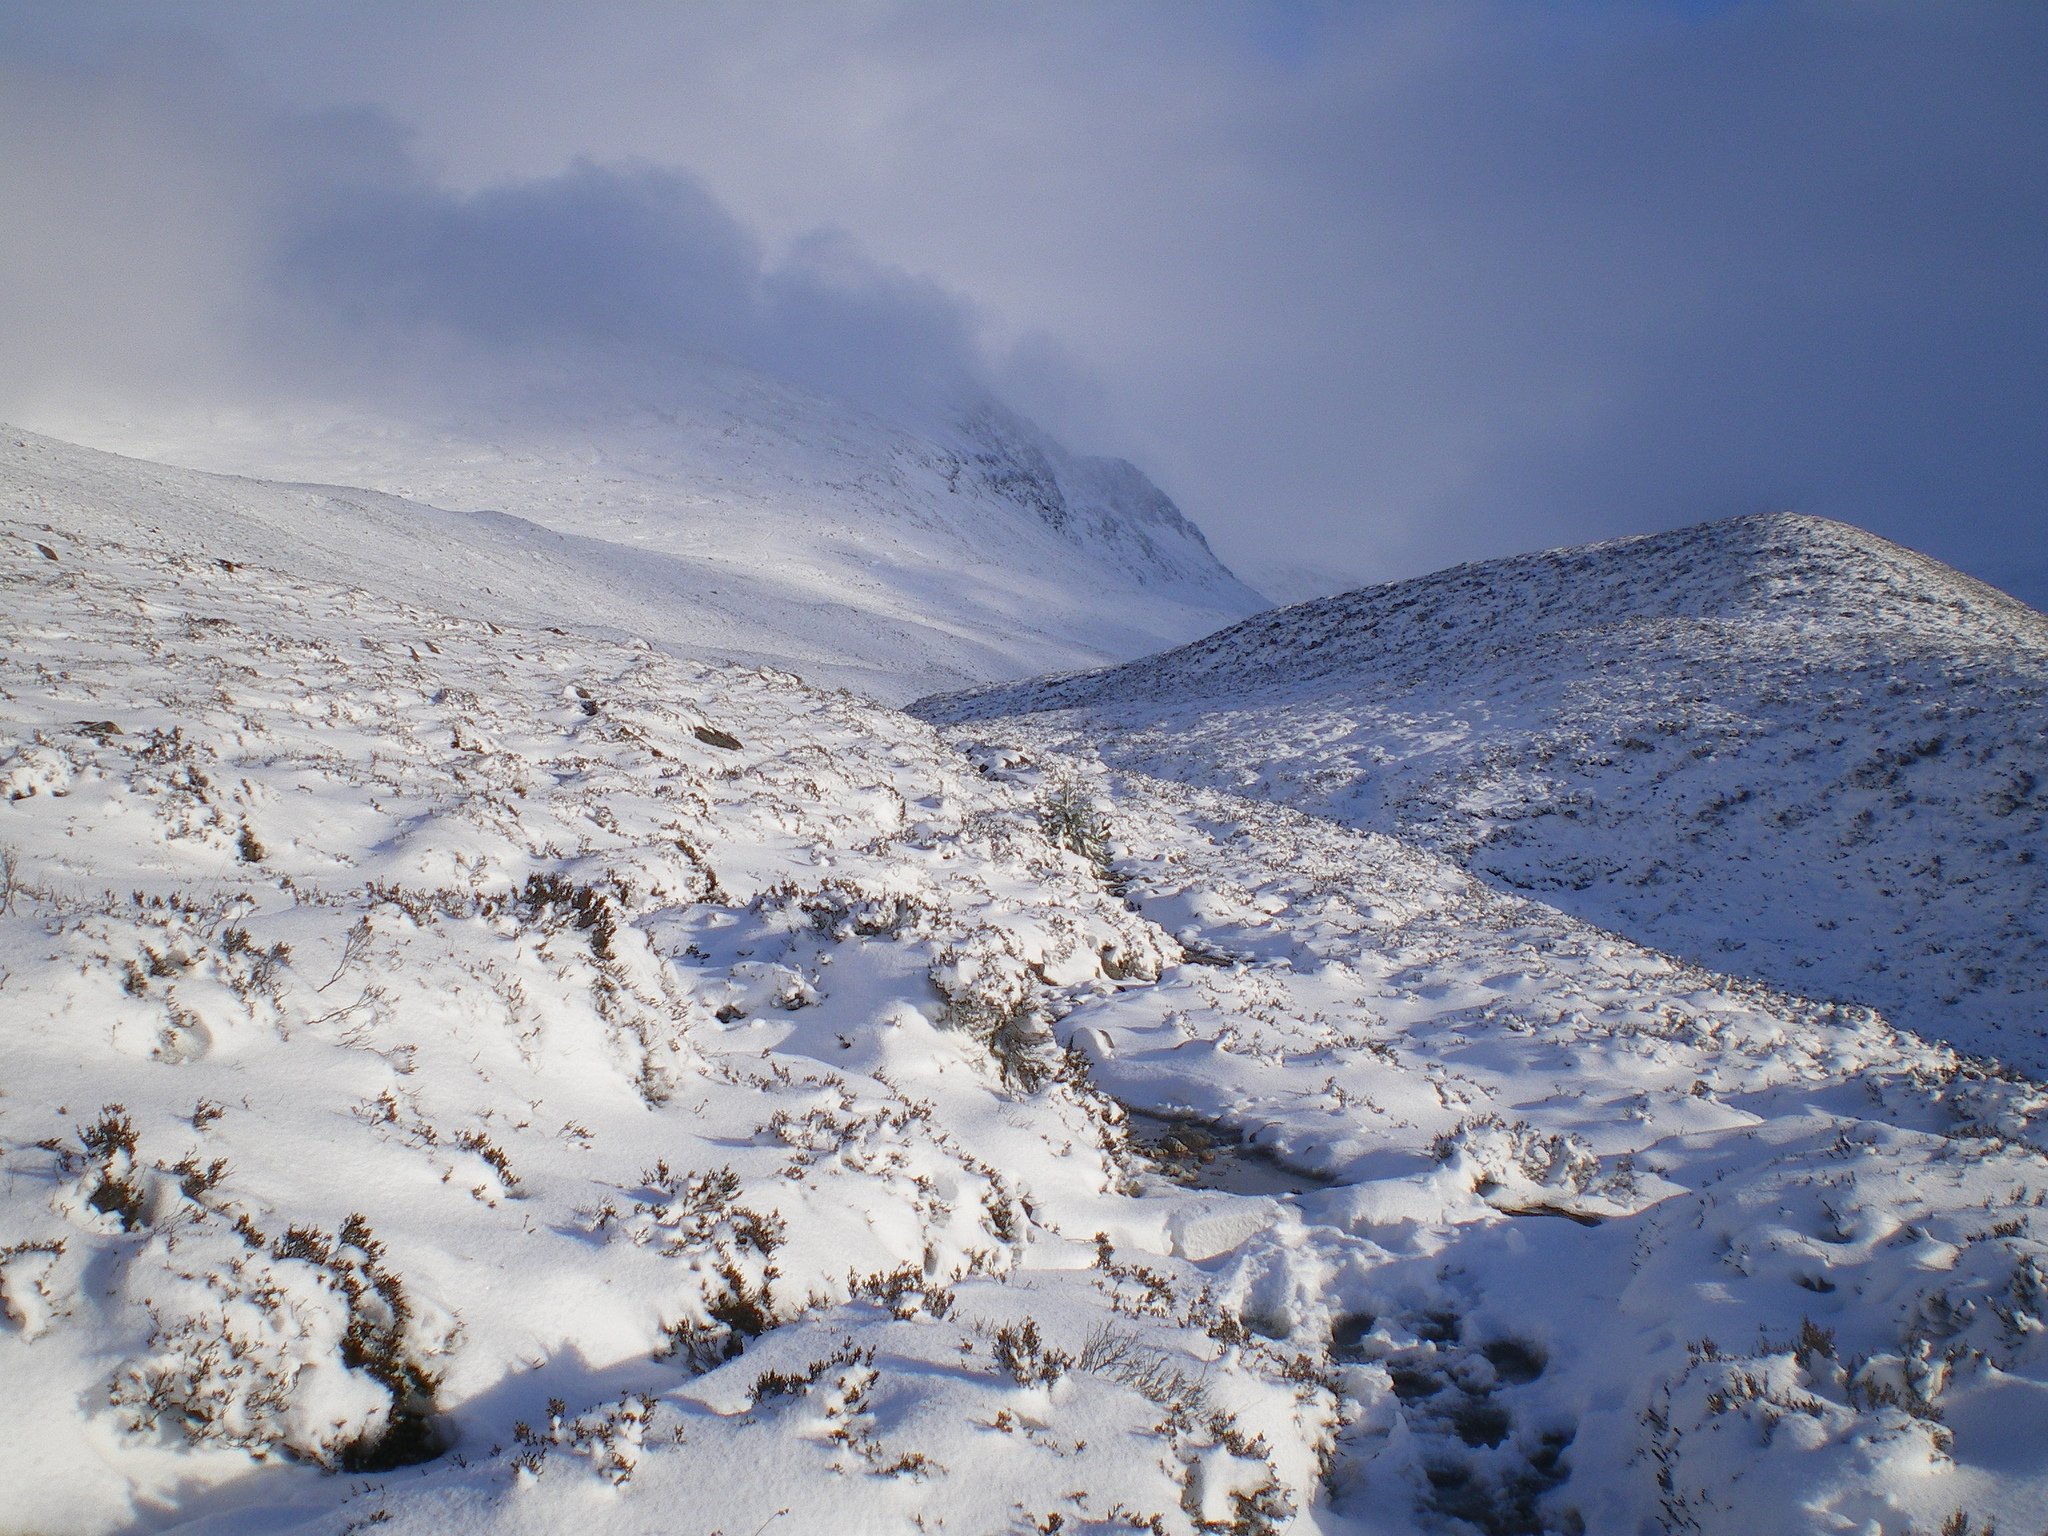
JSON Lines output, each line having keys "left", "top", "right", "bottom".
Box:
{"left": 0, "top": 26, "right": 1006, "bottom": 434}
{"left": 2, "top": 3, "right": 2042, "bottom": 605}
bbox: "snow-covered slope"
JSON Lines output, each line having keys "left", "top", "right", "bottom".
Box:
{"left": 9, "top": 470, "right": 2048, "bottom": 1534}
{"left": 918, "top": 514, "right": 2048, "bottom": 1070}
{"left": 17, "top": 359, "right": 1262, "bottom": 702}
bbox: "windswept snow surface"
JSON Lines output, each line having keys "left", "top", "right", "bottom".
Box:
{"left": 19, "top": 359, "right": 1263, "bottom": 703}
{"left": 919, "top": 514, "right": 2048, "bottom": 1071}
{"left": 8, "top": 476, "right": 2048, "bottom": 1533}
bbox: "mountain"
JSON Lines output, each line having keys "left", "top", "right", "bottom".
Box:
{"left": 17, "top": 358, "right": 1262, "bottom": 702}
{"left": 917, "top": 513, "right": 2048, "bottom": 1068}
{"left": 9, "top": 486, "right": 2048, "bottom": 1536}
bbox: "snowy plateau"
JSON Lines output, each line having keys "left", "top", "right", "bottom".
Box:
{"left": 2, "top": 380, "right": 2047, "bottom": 1536}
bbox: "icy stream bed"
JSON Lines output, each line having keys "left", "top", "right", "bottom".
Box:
{"left": 1121, "top": 1106, "right": 1337, "bottom": 1198}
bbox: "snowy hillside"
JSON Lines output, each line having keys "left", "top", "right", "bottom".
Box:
{"left": 9, "top": 467, "right": 2048, "bottom": 1533}
{"left": 19, "top": 361, "right": 1262, "bottom": 704}
{"left": 919, "top": 514, "right": 2048, "bottom": 1070}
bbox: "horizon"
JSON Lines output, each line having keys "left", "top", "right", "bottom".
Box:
{"left": 1, "top": 2, "right": 2042, "bottom": 610}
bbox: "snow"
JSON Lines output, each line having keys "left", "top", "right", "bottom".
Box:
{"left": 918, "top": 513, "right": 2048, "bottom": 1073}
{"left": 4, "top": 440, "right": 2046, "bottom": 1536}
{"left": 14, "top": 356, "right": 1264, "bottom": 705}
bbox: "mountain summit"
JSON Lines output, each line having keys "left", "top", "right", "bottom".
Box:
{"left": 919, "top": 512, "right": 2048, "bottom": 1064}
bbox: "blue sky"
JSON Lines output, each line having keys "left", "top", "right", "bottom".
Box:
{"left": 2, "top": 1, "right": 2043, "bottom": 605}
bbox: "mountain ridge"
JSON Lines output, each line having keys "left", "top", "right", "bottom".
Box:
{"left": 917, "top": 510, "right": 2048, "bottom": 1067}
{"left": 6, "top": 363, "right": 1264, "bottom": 703}
{"left": 920, "top": 512, "right": 2045, "bottom": 713}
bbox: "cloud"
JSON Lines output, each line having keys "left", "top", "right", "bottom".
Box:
{"left": 0, "top": 21, "right": 1001, "bottom": 427}
{"left": 2, "top": 3, "right": 2044, "bottom": 606}
{"left": 0, "top": 31, "right": 267, "bottom": 406}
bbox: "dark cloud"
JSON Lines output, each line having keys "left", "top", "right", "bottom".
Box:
{"left": 2, "top": 3, "right": 2043, "bottom": 606}
{"left": 0, "top": 21, "right": 997, "bottom": 426}
{"left": 1221, "top": 2, "right": 2048, "bottom": 602}
{"left": 276, "top": 159, "right": 992, "bottom": 416}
